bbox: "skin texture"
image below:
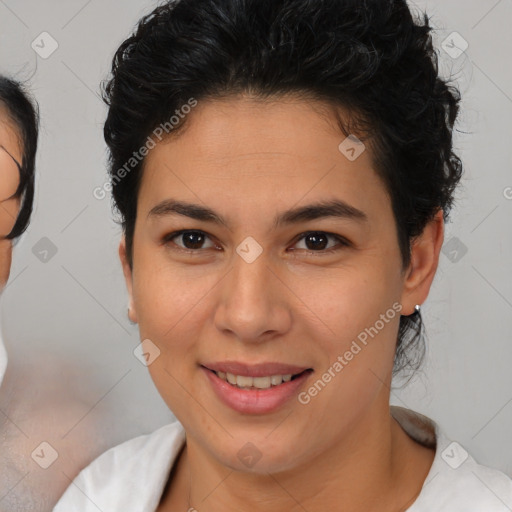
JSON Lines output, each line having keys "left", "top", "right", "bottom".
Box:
{"left": 120, "top": 94, "right": 444, "bottom": 512}
{"left": 0, "top": 106, "right": 22, "bottom": 290}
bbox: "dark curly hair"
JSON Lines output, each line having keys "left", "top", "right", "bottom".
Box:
{"left": 101, "top": 0, "right": 463, "bottom": 375}
{"left": 0, "top": 75, "right": 39, "bottom": 240}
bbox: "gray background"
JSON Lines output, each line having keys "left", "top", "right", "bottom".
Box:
{"left": 0, "top": 0, "right": 511, "bottom": 503}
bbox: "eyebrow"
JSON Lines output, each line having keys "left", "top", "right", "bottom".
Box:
{"left": 148, "top": 198, "right": 368, "bottom": 229}
{"left": 0, "top": 145, "right": 22, "bottom": 171}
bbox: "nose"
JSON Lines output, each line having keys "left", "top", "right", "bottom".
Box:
{"left": 213, "top": 245, "right": 292, "bottom": 343}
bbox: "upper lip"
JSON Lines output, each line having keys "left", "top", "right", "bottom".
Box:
{"left": 201, "top": 361, "right": 312, "bottom": 377}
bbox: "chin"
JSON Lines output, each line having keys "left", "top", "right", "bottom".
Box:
{"left": 202, "top": 428, "right": 305, "bottom": 475}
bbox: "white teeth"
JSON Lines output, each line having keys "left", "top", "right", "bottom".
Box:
{"left": 236, "top": 375, "right": 253, "bottom": 388}
{"left": 215, "top": 371, "right": 295, "bottom": 389}
{"left": 270, "top": 375, "right": 282, "bottom": 385}
{"left": 253, "top": 376, "right": 271, "bottom": 389}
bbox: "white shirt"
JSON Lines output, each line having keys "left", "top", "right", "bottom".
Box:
{"left": 53, "top": 406, "right": 512, "bottom": 511}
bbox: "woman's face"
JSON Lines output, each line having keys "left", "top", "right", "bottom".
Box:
{"left": 0, "top": 107, "right": 22, "bottom": 291}
{"left": 122, "top": 95, "right": 441, "bottom": 473}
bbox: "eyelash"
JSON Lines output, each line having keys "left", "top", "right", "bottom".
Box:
{"left": 162, "top": 230, "right": 351, "bottom": 256}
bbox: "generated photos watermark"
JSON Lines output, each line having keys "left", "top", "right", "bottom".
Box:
{"left": 93, "top": 97, "right": 198, "bottom": 200}
{"left": 297, "top": 301, "right": 403, "bottom": 405}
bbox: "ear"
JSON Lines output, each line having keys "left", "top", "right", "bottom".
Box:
{"left": 400, "top": 209, "right": 444, "bottom": 315}
{"left": 119, "top": 237, "right": 138, "bottom": 324}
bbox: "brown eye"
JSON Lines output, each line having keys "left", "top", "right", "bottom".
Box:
{"left": 164, "top": 230, "right": 217, "bottom": 252}
{"left": 290, "top": 231, "right": 350, "bottom": 254}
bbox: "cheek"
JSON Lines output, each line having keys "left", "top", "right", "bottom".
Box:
{"left": 299, "top": 297, "right": 399, "bottom": 433}
{"left": 292, "top": 260, "right": 402, "bottom": 402}
{"left": 135, "top": 262, "right": 211, "bottom": 322}
{"left": 292, "top": 259, "right": 402, "bottom": 344}
{"left": 131, "top": 252, "right": 215, "bottom": 367}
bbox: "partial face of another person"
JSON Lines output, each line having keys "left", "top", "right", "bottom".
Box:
{"left": 121, "top": 95, "right": 442, "bottom": 473}
{"left": 0, "top": 106, "right": 22, "bottom": 290}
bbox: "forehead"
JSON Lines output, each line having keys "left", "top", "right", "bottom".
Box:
{"left": 156, "top": 95, "right": 347, "bottom": 161}
{"left": 138, "top": 95, "right": 391, "bottom": 227}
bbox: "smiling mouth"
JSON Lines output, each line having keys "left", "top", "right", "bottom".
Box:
{"left": 204, "top": 367, "right": 313, "bottom": 390}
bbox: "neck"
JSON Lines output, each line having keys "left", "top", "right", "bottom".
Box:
{"left": 165, "top": 396, "right": 432, "bottom": 512}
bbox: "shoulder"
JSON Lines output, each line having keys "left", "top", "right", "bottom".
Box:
{"left": 396, "top": 406, "right": 512, "bottom": 512}
{"left": 424, "top": 441, "right": 512, "bottom": 511}
{"left": 53, "top": 420, "right": 186, "bottom": 512}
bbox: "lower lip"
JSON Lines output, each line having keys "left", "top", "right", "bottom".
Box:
{"left": 202, "top": 366, "right": 312, "bottom": 415}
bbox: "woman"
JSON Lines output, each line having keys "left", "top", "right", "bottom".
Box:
{"left": 0, "top": 75, "right": 37, "bottom": 385}
{"left": 54, "top": 0, "right": 512, "bottom": 510}
{"left": 0, "top": 75, "right": 108, "bottom": 511}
